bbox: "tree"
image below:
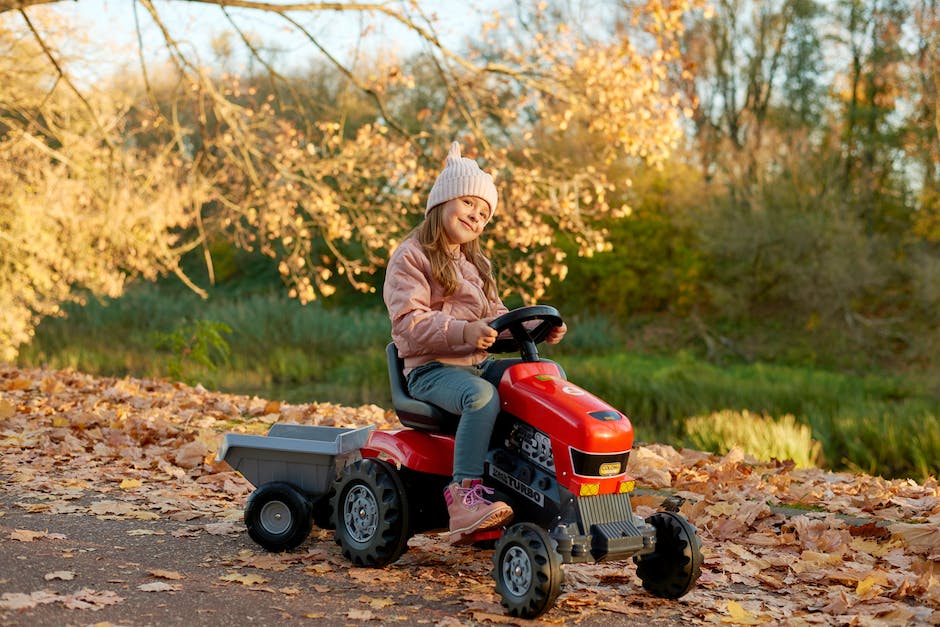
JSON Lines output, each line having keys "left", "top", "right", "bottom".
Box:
{"left": 0, "top": 0, "right": 707, "bottom": 361}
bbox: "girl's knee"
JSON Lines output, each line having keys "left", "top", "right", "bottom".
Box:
{"left": 462, "top": 381, "right": 498, "bottom": 412}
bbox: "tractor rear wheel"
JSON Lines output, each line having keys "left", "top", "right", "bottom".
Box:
{"left": 332, "top": 458, "right": 411, "bottom": 567}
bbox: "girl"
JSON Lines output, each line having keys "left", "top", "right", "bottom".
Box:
{"left": 383, "top": 142, "right": 566, "bottom": 544}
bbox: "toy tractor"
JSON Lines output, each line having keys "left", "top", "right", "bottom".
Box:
{"left": 219, "top": 306, "right": 703, "bottom": 618}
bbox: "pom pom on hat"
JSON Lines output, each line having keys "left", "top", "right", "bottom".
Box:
{"left": 426, "top": 142, "right": 498, "bottom": 219}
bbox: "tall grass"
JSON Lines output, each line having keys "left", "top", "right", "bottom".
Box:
{"left": 546, "top": 350, "right": 940, "bottom": 480}
{"left": 19, "top": 288, "right": 940, "bottom": 480}
{"left": 19, "top": 286, "right": 393, "bottom": 406}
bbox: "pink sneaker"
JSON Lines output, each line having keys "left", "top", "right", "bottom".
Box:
{"left": 443, "top": 479, "right": 513, "bottom": 544}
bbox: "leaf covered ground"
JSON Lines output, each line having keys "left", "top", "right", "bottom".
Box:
{"left": 0, "top": 365, "right": 938, "bottom": 625}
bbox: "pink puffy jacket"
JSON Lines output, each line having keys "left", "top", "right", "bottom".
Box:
{"left": 383, "top": 237, "right": 508, "bottom": 375}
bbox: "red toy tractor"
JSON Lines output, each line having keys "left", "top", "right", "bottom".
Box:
{"left": 222, "top": 306, "right": 703, "bottom": 617}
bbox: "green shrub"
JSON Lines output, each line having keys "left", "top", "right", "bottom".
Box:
{"left": 152, "top": 319, "right": 232, "bottom": 385}
{"left": 685, "top": 410, "right": 823, "bottom": 468}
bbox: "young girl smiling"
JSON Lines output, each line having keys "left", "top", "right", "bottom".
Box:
{"left": 383, "top": 142, "right": 566, "bottom": 543}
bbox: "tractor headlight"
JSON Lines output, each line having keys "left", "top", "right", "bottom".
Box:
{"left": 570, "top": 449, "right": 631, "bottom": 477}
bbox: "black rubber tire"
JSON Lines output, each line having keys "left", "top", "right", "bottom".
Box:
{"left": 244, "top": 482, "right": 313, "bottom": 552}
{"left": 331, "top": 459, "right": 411, "bottom": 567}
{"left": 492, "top": 523, "right": 564, "bottom": 618}
{"left": 634, "top": 511, "right": 703, "bottom": 599}
{"left": 310, "top": 490, "right": 335, "bottom": 530}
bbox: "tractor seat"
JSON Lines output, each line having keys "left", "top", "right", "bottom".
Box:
{"left": 386, "top": 343, "right": 460, "bottom": 434}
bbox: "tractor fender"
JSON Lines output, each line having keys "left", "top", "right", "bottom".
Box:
{"left": 362, "top": 429, "right": 454, "bottom": 477}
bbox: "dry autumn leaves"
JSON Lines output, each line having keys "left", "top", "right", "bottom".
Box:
{"left": 1, "top": 365, "right": 938, "bottom": 625}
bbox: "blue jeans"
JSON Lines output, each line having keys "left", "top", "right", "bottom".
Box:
{"left": 406, "top": 359, "right": 507, "bottom": 483}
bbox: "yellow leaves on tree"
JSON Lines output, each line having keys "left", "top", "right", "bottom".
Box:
{"left": 1, "top": 0, "right": 708, "bottom": 359}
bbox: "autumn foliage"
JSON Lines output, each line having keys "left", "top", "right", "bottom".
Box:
{"left": 0, "top": 0, "right": 709, "bottom": 361}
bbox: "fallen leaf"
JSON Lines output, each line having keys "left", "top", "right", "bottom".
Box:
{"left": 138, "top": 582, "right": 181, "bottom": 592}
{"left": 10, "top": 529, "right": 67, "bottom": 542}
{"left": 468, "top": 610, "right": 520, "bottom": 624}
{"left": 0, "top": 397, "right": 15, "bottom": 419}
{"left": 127, "top": 529, "right": 165, "bottom": 536}
{"left": 174, "top": 440, "right": 209, "bottom": 469}
{"left": 204, "top": 521, "right": 241, "bottom": 535}
{"left": 849, "top": 521, "right": 891, "bottom": 541}
{"left": 347, "top": 568, "right": 402, "bottom": 584}
{"left": 88, "top": 501, "right": 160, "bottom": 521}
{"left": 722, "top": 600, "right": 765, "bottom": 625}
{"left": 360, "top": 595, "right": 396, "bottom": 609}
{"left": 60, "top": 588, "right": 123, "bottom": 610}
{"left": 3, "top": 377, "right": 31, "bottom": 391}
{"left": 891, "top": 522, "right": 940, "bottom": 556}
{"left": 306, "top": 563, "right": 333, "bottom": 574}
{"left": 44, "top": 571, "right": 76, "bottom": 581}
{"left": 219, "top": 572, "right": 269, "bottom": 586}
{"left": 0, "top": 590, "right": 60, "bottom": 610}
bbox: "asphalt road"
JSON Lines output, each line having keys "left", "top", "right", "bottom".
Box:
{"left": 0, "top": 489, "right": 696, "bottom": 627}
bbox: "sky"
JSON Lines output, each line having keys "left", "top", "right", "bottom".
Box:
{"left": 32, "top": 0, "right": 492, "bottom": 82}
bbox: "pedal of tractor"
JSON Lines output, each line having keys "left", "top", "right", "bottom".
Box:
{"left": 449, "top": 527, "right": 504, "bottom": 546}
{"left": 468, "top": 528, "right": 504, "bottom": 542}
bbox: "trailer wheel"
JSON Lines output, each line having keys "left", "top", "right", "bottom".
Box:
{"left": 634, "top": 511, "right": 703, "bottom": 599}
{"left": 332, "top": 459, "right": 411, "bottom": 567}
{"left": 492, "top": 523, "right": 564, "bottom": 618}
{"left": 244, "top": 482, "right": 313, "bottom": 552}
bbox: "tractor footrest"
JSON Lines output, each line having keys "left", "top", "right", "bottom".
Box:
{"left": 468, "top": 528, "right": 504, "bottom": 543}
{"left": 450, "top": 526, "right": 504, "bottom": 546}
{"left": 590, "top": 520, "right": 650, "bottom": 561}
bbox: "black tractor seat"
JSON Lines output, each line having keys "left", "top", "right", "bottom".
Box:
{"left": 386, "top": 343, "right": 460, "bottom": 434}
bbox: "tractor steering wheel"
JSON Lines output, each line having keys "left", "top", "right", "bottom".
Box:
{"left": 487, "top": 305, "right": 564, "bottom": 362}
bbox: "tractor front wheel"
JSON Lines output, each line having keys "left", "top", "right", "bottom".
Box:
{"left": 492, "top": 522, "right": 564, "bottom": 618}
{"left": 634, "top": 511, "right": 703, "bottom": 599}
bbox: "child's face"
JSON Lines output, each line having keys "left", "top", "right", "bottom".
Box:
{"left": 440, "top": 196, "right": 491, "bottom": 247}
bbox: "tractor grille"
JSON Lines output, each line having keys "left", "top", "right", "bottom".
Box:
{"left": 578, "top": 492, "right": 634, "bottom": 528}
{"left": 579, "top": 493, "right": 649, "bottom": 560}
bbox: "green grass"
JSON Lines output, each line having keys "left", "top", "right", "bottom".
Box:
{"left": 544, "top": 350, "right": 940, "bottom": 480}
{"left": 19, "top": 285, "right": 393, "bottom": 406}
{"left": 19, "top": 286, "right": 940, "bottom": 480}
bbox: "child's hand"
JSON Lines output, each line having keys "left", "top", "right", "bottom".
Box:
{"left": 464, "top": 319, "right": 499, "bottom": 350}
{"left": 545, "top": 322, "right": 567, "bottom": 344}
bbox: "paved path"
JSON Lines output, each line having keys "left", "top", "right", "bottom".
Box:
{"left": 0, "top": 490, "right": 695, "bottom": 626}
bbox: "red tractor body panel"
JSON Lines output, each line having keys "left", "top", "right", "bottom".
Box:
{"left": 363, "top": 429, "right": 454, "bottom": 476}
{"left": 365, "top": 361, "right": 635, "bottom": 495}
{"left": 498, "top": 362, "right": 635, "bottom": 494}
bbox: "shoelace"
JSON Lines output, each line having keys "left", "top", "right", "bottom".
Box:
{"left": 462, "top": 483, "right": 495, "bottom": 508}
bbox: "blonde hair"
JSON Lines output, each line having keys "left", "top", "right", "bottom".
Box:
{"left": 414, "top": 204, "right": 498, "bottom": 300}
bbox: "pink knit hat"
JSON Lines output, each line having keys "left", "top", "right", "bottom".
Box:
{"left": 426, "top": 142, "right": 498, "bottom": 219}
